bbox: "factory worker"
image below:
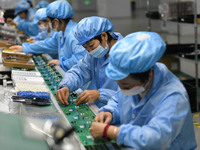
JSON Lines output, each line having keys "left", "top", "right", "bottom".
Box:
{"left": 21, "top": 0, "right": 36, "bottom": 16}
{"left": 7, "top": 1, "right": 35, "bottom": 24}
{"left": 36, "top": 1, "right": 49, "bottom": 9}
{"left": 90, "top": 31, "right": 197, "bottom": 149}
{"left": 9, "top": 1, "right": 86, "bottom": 69}
{"left": 56, "top": 16, "right": 123, "bottom": 108}
{"left": 8, "top": 8, "right": 48, "bottom": 37}
{"left": 6, "top": 1, "right": 36, "bottom": 35}
{"left": 26, "top": 8, "right": 50, "bottom": 42}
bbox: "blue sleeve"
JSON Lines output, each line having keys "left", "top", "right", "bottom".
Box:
{"left": 59, "top": 54, "right": 92, "bottom": 92}
{"left": 59, "top": 44, "right": 87, "bottom": 71}
{"left": 49, "top": 30, "right": 56, "bottom": 37}
{"left": 32, "top": 30, "right": 48, "bottom": 41}
{"left": 16, "top": 20, "right": 40, "bottom": 36}
{"left": 117, "top": 93, "right": 191, "bottom": 149}
{"left": 27, "top": 8, "right": 35, "bottom": 22}
{"left": 22, "top": 33, "right": 59, "bottom": 54}
{"left": 98, "top": 88, "right": 117, "bottom": 104}
{"left": 13, "top": 16, "right": 21, "bottom": 22}
{"left": 98, "top": 88, "right": 121, "bottom": 124}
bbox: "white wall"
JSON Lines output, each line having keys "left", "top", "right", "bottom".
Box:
{"left": 0, "top": 0, "right": 21, "bottom": 9}
{"left": 135, "top": 0, "right": 160, "bottom": 10}
{"left": 97, "top": 0, "right": 131, "bottom": 18}
{"left": 71, "top": 0, "right": 97, "bottom": 11}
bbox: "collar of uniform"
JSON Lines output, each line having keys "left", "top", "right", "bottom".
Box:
{"left": 101, "top": 55, "right": 110, "bottom": 67}
{"left": 134, "top": 63, "right": 163, "bottom": 108}
{"left": 58, "top": 19, "right": 73, "bottom": 38}
{"left": 64, "top": 19, "right": 75, "bottom": 35}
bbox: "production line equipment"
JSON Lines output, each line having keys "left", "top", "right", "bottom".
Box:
{"left": 32, "top": 54, "right": 126, "bottom": 150}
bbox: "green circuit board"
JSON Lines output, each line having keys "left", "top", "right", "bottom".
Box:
{"left": 32, "top": 55, "right": 111, "bottom": 146}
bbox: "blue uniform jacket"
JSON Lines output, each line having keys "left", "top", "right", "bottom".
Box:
{"left": 16, "top": 21, "right": 40, "bottom": 36}
{"left": 14, "top": 7, "right": 35, "bottom": 23}
{"left": 99, "top": 63, "right": 197, "bottom": 149}
{"left": 22, "top": 20, "right": 86, "bottom": 70}
{"left": 14, "top": 8, "right": 37, "bottom": 36}
{"left": 60, "top": 32, "right": 123, "bottom": 108}
{"left": 32, "top": 30, "right": 48, "bottom": 41}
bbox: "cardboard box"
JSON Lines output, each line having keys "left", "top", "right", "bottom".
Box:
{"left": 2, "top": 50, "right": 35, "bottom": 69}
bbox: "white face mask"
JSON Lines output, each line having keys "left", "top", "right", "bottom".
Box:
{"left": 48, "top": 21, "right": 58, "bottom": 31}
{"left": 38, "top": 24, "right": 48, "bottom": 31}
{"left": 90, "top": 43, "right": 109, "bottom": 58}
{"left": 52, "top": 24, "right": 58, "bottom": 32}
{"left": 48, "top": 22, "right": 52, "bottom": 30}
{"left": 121, "top": 86, "right": 145, "bottom": 96}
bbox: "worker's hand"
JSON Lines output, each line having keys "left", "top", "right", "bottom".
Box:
{"left": 90, "top": 122, "right": 106, "bottom": 138}
{"left": 27, "top": 37, "right": 36, "bottom": 43}
{"left": 56, "top": 86, "right": 70, "bottom": 105}
{"left": 76, "top": 90, "right": 100, "bottom": 106}
{"left": 94, "top": 111, "right": 113, "bottom": 124}
{"left": 6, "top": 18, "right": 18, "bottom": 26}
{"left": 9, "top": 45, "right": 22, "bottom": 52}
{"left": 18, "top": 30, "right": 24, "bottom": 34}
{"left": 47, "top": 59, "right": 60, "bottom": 66}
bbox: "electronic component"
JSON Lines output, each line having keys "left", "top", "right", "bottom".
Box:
{"left": 32, "top": 55, "right": 118, "bottom": 147}
{"left": 11, "top": 96, "right": 51, "bottom": 106}
{"left": 17, "top": 91, "right": 50, "bottom": 100}
{"left": 12, "top": 70, "right": 41, "bottom": 77}
{"left": 12, "top": 75, "right": 45, "bottom": 85}
{"left": 15, "top": 83, "right": 49, "bottom": 93}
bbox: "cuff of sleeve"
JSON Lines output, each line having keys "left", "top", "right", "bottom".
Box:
{"left": 99, "top": 89, "right": 108, "bottom": 104}
{"left": 32, "top": 37, "right": 36, "bottom": 40}
{"left": 59, "top": 62, "right": 62, "bottom": 68}
{"left": 22, "top": 43, "right": 29, "bottom": 54}
{"left": 59, "top": 58, "right": 68, "bottom": 72}
{"left": 60, "top": 83, "right": 75, "bottom": 93}
{"left": 116, "top": 126, "right": 124, "bottom": 145}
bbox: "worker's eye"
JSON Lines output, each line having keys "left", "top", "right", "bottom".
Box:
{"left": 88, "top": 45, "right": 94, "bottom": 48}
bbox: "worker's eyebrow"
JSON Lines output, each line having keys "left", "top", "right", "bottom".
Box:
{"left": 83, "top": 40, "right": 93, "bottom": 47}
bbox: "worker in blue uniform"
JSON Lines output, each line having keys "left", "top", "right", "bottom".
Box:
{"left": 12, "top": 1, "right": 35, "bottom": 23}
{"left": 10, "top": 8, "right": 48, "bottom": 38}
{"left": 6, "top": 1, "right": 36, "bottom": 35}
{"left": 20, "top": 0, "right": 36, "bottom": 19}
{"left": 26, "top": 8, "right": 49, "bottom": 42}
{"left": 89, "top": 31, "right": 197, "bottom": 149}
{"left": 36, "top": 0, "right": 49, "bottom": 9}
{"left": 9, "top": 0, "right": 86, "bottom": 69}
{"left": 56, "top": 16, "right": 123, "bottom": 108}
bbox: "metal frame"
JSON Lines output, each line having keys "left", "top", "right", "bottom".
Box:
{"left": 146, "top": 0, "right": 199, "bottom": 112}
{"left": 194, "top": 0, "right": 199, "bottom": 111}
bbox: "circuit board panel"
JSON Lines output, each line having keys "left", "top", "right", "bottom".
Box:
{"left": 32, "top": 55, "right": 112, "bottom": 146}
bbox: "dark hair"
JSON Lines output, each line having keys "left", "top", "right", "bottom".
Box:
{"left": 18, "top": 10, "right": 28, "bottom": 16}
{"left": 93, "top": 32, "right": 113, "bottom": 43}
{"left": 129, "top": 69, "right": 152, "bottom": 83}
{"left": 28, "top": 2, "right": 33, "bottom": 7}
{"left": 47, "top": 16, "right": 71, "bottom": 24}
